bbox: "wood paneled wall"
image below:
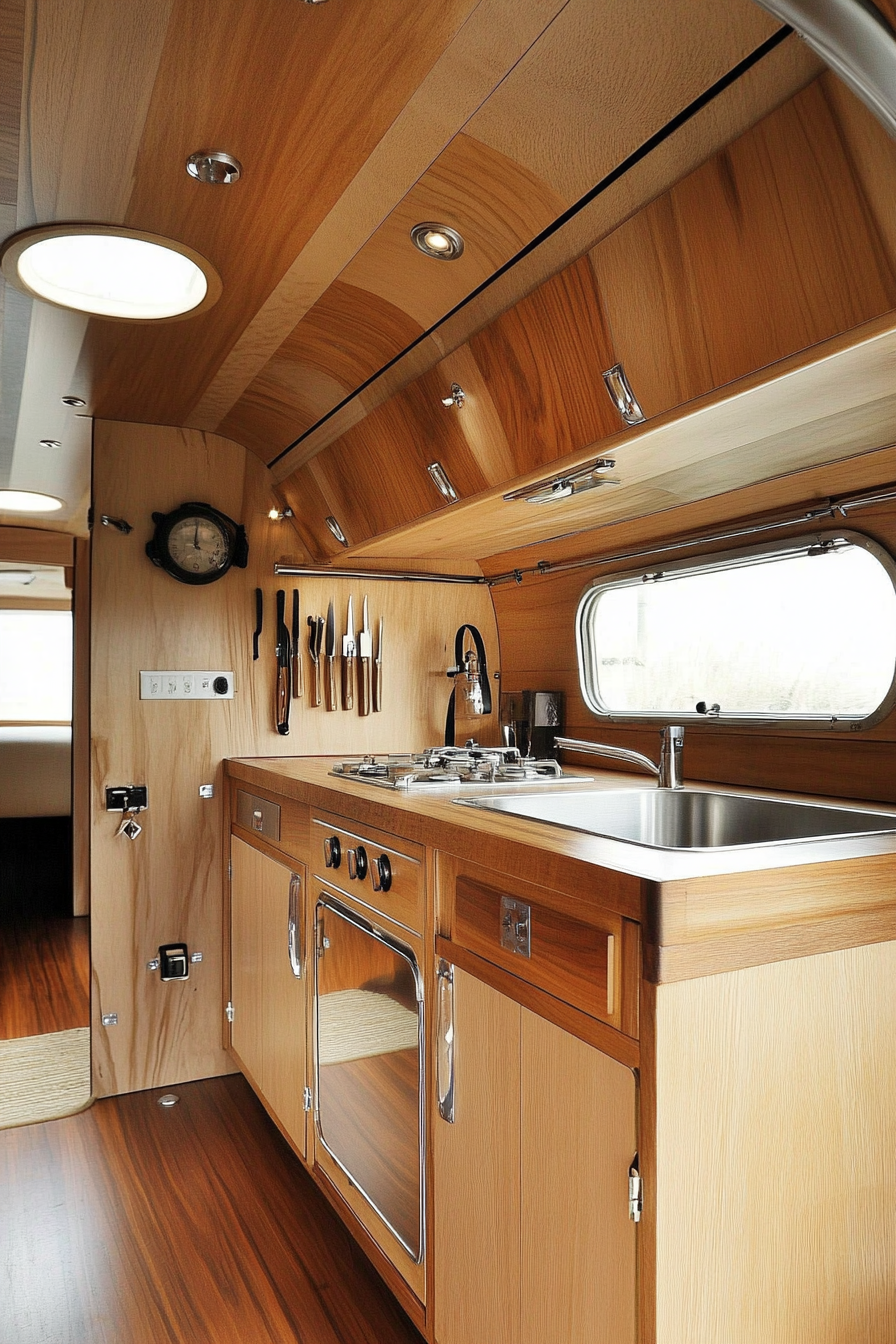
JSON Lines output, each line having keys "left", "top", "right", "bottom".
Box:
{"left": 490, "top": 457, "right": 896, "bottom": 806}
{"left": 90, "top": 420, "right": 497, "bottom": 1097}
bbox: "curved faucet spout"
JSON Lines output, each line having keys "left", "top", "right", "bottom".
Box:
{"left": 555, "top": 726, "right": 685, "bottom": 789}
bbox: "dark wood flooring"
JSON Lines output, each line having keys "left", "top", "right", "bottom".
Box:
{"left": 0, "top": 1074, "right": 426, "bottom": 1344}
{"left": 0, "top": 915, "right": 90, "bottom": 1039}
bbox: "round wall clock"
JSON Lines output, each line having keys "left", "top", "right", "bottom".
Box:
{"left": 145, "top": 501, "right": 249, "bottom": 585}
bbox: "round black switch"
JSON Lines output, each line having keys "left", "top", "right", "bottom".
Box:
{"left": 213, "top": 676, "right": 229, "bottom": 695}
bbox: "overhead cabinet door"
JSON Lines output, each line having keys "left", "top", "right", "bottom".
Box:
{"left": 230, "top": 836, "right": 307, "bottom": 1157}
{"left": 433, "top": 964, "right": 637, "bottom": 1344}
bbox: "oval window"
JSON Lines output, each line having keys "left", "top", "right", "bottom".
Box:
{"left": 576, "top": 531, "right": 896, "bottom": 726}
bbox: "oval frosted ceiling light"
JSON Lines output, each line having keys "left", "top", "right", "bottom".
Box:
{"left": 0, "top": 225, "right": 221, "bottom": 321}
{"left": 0, "top": 490, "right": 64, "bottom": 513}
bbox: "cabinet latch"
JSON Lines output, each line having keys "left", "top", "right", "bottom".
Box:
{"left": 500, "top": 897, "right": 531, "bottom": 957}
{"left": 629, "top": 1153, "right": 642, "bottom": 1223}
{"left": 225, "top": 1001, "right": 234, "bottom": 1023}
{"left": 303, "top": 1085, "right": 313, "bottom": 1113}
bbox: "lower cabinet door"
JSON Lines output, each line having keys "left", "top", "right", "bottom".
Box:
{"left": 230, "top": 836, "right": 307, "bottom": 1157}
{"left": 433, "top": 964, "right": 638, "bottom": 1344}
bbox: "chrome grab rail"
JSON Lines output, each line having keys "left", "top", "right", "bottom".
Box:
{"left": 556, "top": 726, "right": 684, "bottom": 789}
{"left": 287, "top": 872, "right": 302, "bottom": 978}
{"left": 436, "top": 959, "right": 456, "bottom": 1124}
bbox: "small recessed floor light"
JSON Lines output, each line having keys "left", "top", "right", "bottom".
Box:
{"left": 411, "top": 222, "right": 464, "bottom": 261}
{"left": 61, "top": 395, "right": 86, "bottom": 408}
{"left": 39, "top": 439, "right": 62, "bottom": 450}
{"left": 186, "top": 150, "right": 242, "bottom": 185}
{"left": 0, "top": 489, "right": 63, "bottom": 513}
{"left": 0, "top": 224, "right": 222, "bottom": 321}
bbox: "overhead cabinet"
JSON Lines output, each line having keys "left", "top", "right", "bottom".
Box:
{"left": 433, "top": 965, "right": 638, "bottom": 1344}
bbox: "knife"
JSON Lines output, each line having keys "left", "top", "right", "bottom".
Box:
{"left": 291, "top": 589, "right": 303, "bottom": 698}
{"left": 373, "top": 616, "right": 383, "bottom": 712}
{"left": 358, "top": 595, "right": 372, "bottom": 717}
{"left": 342, "top": 595, "right": 355, "bottom": 711}
{"left": 253, "top": 588, "right": 263, "bottom": 661}
{"left": 275, "top": 589, "right": 291, "bottom": 735}
{"left": 325, "top": 600, "right": 337, "bottom": 711}
{"left": 307, "top": 614, "right": 322, "bottom": 707}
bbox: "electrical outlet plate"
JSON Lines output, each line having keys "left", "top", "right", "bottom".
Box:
{"left": 140, "top": 670, "right": 234, "bottom": 700}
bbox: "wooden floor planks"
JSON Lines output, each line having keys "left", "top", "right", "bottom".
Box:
{"left": 0, "top": 916, "right": 90, "bottom": 1039}
{"left": 0, "top": 1074, "right": 425, "bottom": 1344}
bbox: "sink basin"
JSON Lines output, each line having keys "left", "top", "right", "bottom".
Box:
{"left": 455, "top": 788, "right": 896, "bottom": 851}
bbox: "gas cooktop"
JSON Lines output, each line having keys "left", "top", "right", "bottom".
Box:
{"left": 330, "top": 744, "right": 588, "bottom": 790}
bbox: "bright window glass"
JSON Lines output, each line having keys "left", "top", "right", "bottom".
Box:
{"left": 0, "top": 610, "right": 73, "bottom": 721}
{"left": 577, "top": 536, "right": 896, "bottom": 722}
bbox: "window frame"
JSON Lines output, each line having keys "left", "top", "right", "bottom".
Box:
{"left": 575, "top": 529, "right": 896, "bottom": 731}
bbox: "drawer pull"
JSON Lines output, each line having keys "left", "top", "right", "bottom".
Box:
{"left": 500, "top": 897, "right": 531, "bottom": 958}
{"left": 287, "top": 873, "right": 302, "bottom": 979}
{"left": 324, "top": 835, "right": 341, "bottom": 869}
{"left": 436, "top": 959, "right": 455, "bottom": 1124}
{"left": 371, "top": 853, "right": 392, "bottom": 893}
{"left": 602, "top": 362, "right": 646, "bottom": 426}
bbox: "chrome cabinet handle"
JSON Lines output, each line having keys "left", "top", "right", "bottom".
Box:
{"left": 371, "top": 853, "right": 392, "bottom": 893}
{"left": 324, "top": 835, "right": 341, "bottom": 869}
{"left": 346, "top": 845, "right": 367, "bottom": 881}
{"left": 287, "top": 872, "right": 302, "bottom": 979}
{"left": 602, "top": 362, "right": 646, "bottom": 426}
{"left": 436, "top": 959, "right": 455, "bottom": 1124}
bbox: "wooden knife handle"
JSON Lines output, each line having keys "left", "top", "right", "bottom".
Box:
{"left": 276, "top": 664, "right": 290, "bottom": 735}
{"left": 326, "top": 655, "right": 337, "bottom": 711}
{"left": 342, "top": 654, "right": 354, "bottom": 711}
{"left": 312, "top": 659, "right": 321, "bottom": 707}
{"left": 359, "top": 657, "right": 371, "bottom": 716}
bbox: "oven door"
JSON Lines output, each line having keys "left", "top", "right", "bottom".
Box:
{"left": 314, "top": 893, "right": 424, "bottom": 1262}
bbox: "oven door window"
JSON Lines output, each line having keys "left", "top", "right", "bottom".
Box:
{"left": 314, "top": 895, "right": 424, "bottom": 1260}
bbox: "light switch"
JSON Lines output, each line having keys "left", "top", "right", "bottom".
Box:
{"left": 140, "top": 671, "right": 234, "bottom": 700}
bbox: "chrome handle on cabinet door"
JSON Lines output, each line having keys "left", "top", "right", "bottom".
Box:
{"left": 287, "top": 873, "right": 302, "bottom": 979}
{"left": 436, "top": 959, "right": 455, "bottom": 1124}
{"left": 602, "top": 362, "right": 646, "bottom": 426}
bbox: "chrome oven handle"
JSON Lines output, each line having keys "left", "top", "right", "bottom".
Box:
{"left": 287, "top": 872, "right": 302, "bottom": 979}
{"left": 436, "top": 959, "right": 455, "bottom": 1124}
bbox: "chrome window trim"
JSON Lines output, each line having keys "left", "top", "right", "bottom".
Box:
{"left": 575, "top": 529, "right": 896, "bottom": 731}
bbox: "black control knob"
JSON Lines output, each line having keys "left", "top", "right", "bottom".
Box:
{"left": 324, "top": 835, "right": 341, "bottom": 869}
{"left": 347, "top": 845, "right": 368, "bottom": 881}
{"left": 213, "top": 676, "right": 229, "bottom": 695}
{"left": 371, "top": 853, "right": 392, "bottom": 893}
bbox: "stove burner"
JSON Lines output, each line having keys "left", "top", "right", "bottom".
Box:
{"left": 330, "top": 743, "right": 584, "bottom": 790}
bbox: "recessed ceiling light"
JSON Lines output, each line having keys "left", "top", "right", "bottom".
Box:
{"left": 186, "top": 150, "right": 242, "bottom": 185}
{"left": 410, "top": 222, "right": 464, "bottom": 261}
{"left": 0, "top": 489, "right": 63, "bottom": 513}
{"left": 61, "top": 395, "right": 86, "bottom": 408}
{"left": 0, "top": 225, "right": 222, "bottom": 321}
{"left": 39, "top": 439, "right": 62, "bottom": 450}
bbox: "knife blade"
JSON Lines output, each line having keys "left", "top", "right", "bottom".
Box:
{"left": 307, "top": 614, "right": 322, "bottom": 707}
{"left": 342, "top": 595, "right": 355, "bottom": 711}
{"left": 373, "top": 615, "right": 383, "bottom": 712}
{"left": 275, "top": 589, "right": 291, "bottom": 735}
{"left": 325, "top": 600, "right": 337, "bottom": 711}
{"left": 358, "top": 595, "right": 372, "bottom": 717}
{"left": 291, "top": 589, "right": 303, "bottom": 698}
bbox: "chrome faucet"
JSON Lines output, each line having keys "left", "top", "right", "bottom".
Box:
{"left": 555, "top": 726, "right": 685, "bottom": 789}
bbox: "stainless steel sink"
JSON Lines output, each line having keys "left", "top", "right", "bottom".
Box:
{"left": 455, "top": 788, "right": 896, "bottom": 850}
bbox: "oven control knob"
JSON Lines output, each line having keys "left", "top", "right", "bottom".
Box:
{"left": 324, "top": 835, "right": 341, "bottom": 869}
{"left": 371, "top": 854, "right": 392, "bottom": 893}
{"left": 346, "top": 845, "right": 368, "bottom": 881}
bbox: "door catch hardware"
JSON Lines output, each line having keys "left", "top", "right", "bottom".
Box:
{"left": 106, "top": 784, "right": 148, "bottom": 812}
{"left": 158, "top": 943, "right": 190, "bottom": 981}
{"left": 500, "top": 897, "right": 531, "bottom": 957}
{"left": 629, "top": 1154, "right": 643, "bottom": 1223}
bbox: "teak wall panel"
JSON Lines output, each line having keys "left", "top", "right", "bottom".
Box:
{"left": 592, "top": 75, "right": 896, "bottom": 419}
{"left": 90, "top": 419, "right": 498, "bottom": 1097}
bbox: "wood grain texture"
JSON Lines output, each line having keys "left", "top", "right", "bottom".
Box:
{"left": 653, "top": 942, "right": 896, "bottom": 1344}
{"left": 90, "top": 418, "right": 498, "bottom": 1097}
{"left": 0, "top": 0, "right": 24, "bottom": 209}
{"left": 230, "top": 838, "right": 307, "bottom": 1157}
{"left": 0, "top": 916, "right": 89, "bottom": 1039}
{"left": 312, "top": 813, "right": 425, "bottom": 936}
{"left": 520, "top": 1009, "right": 637, "bottom": 1344}
{"left": 0, "top": 525, "right": 74, "bottom": 565}
{"left": 432, "top": 966, "right": 521, "bottom": 1344}
{"left": 0, "top": 1073, "right": 425, "bottom": 1343}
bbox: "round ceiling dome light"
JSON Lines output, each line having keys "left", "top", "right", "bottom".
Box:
{"left": 186, "top": 150, "right": 243, "bottom": 185}
{"left": 0, "top": 225, "right": 222, "bottom": 321}
{"left": 0, "top": 489, "right": 63, "bottom": 513}
{"left": 410, "top": 222, "right": 464, "bottom": 261}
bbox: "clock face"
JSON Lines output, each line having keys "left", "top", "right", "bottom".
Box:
{"left": 166, "top": 514, "right": 231, "bottom": 576}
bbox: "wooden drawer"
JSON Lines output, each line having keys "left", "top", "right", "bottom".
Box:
{"left": 311, "top": 812, "right": 424, "bottom": 935}
{"left": 446, "top": 860, "right": 636, "bottom": 1035}
{"left": 230, "top": 781, "right": 308, "bottom": 863}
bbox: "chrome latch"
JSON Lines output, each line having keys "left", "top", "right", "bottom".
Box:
{"left": 500, "top": 897, "right": 531, "bottom": 957}
{"left": 629, "top": 1154, "right": 642, "bottom": 1223}
{"left": 225, "top": 1001, "right": 234, "bottom": 1023}
{"left": 303, "top": 1085, "right": 313, "bottom": 1113}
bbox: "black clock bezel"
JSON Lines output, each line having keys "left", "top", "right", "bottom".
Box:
{"left": 145, "top": 501, "right": 249, "bottom": 585}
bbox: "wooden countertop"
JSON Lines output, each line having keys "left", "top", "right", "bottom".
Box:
{"left": 226, "top": 755, "right": 896, "bottom": 981}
